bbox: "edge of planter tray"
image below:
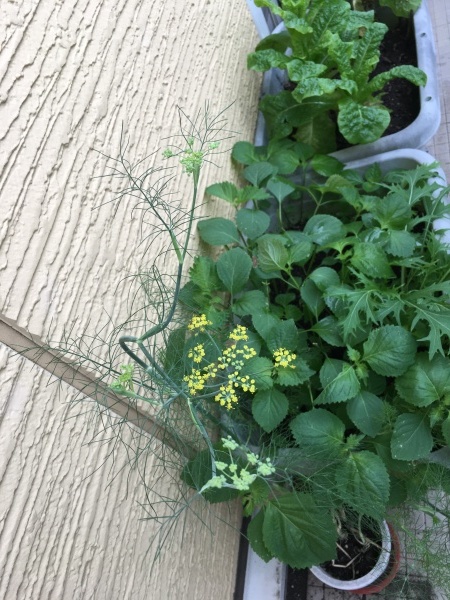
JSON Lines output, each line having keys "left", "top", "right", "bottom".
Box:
{"left": 253, "top": 0, "right": 440, "bottom": 159}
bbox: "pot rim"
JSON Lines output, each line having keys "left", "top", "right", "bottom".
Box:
{"left": 310, "top": 520, "right": 392, "bottom": 591}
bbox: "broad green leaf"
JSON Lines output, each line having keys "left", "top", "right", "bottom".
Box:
{"left": 266, "top": 319, "right": 299, "bottom": 352}
{"left": 290, "top": 408, "right": 345, "bottom": 458}
{"left": 338, "top": 99, "right": 390, "bottom": 146}
{"left": 263, "top": 493, "right": 337, "bottom": 569}
{"left": 288, "top": 238, "right": 313, "bottom": 265}
{"left": 216, "top": 247, "right": 252, "bottom": 294}
{"left": 385, "top": 230, "right": 417, "bottom": 258}
{"left": 252, "top": 388, "right": 289, "bottom": 432}
{"left": 391, "top": 413, "right": 433, "bottom": 460}
{"left": 257, "top": 237, "right": 289, "bottom": 272}
{"left": 267, "top": 177, "right": 296, "bottom": 203}
{"left": 244, "top": 162, "right": 276, "bottom": 186}
{"left": 236, "top": 209, "right": 270, "bottom": 240}
{"left": 309, "top": 267, "right": 340, "bottom": 291}
{"left": 197, "top": 218, "right": 240, "bottom": 246}
{"left": 206, "top": 181, "right": 239, "bottom": 203}
{"left": 266, "top": 149, "right": 299, "bottom": 175}
{"left": 316, "top": 358, "right": 360, "bottom": 405}
{"left": 252, "top": 312, "right": 282, "bottom": 341}
{"left": 232, "top": 141, "right": 259, "bottom": 165}
{"left": 363, "top": 326, "right": 417, "bottom": 376}
{"left": 300, "top": 279, "right": 325, "bottom": 318}
{"left": 368, "top": 192, "right": 412, "bottom": 229}
{"left": 395, "top": 353, "right": 450, "bottom": 407}
{"left": 304, "top": 214, "right": 344, "bottom": 245}
{"left": 276, "top": 357, "right": 314, "bottom": 387}
{"left": 247, "top": 510, "right": 273, "bottom": 562}
{"left": 351, "top": 242, "right": 394, "bottom": 279}
{"left": 233, "top": 290, "right": 268, "bottom": 317}
{"left": 240, "top": 356, "right": 274, "bottom": 390}
{"left": 336, "top": 451, "right": 390, "bottom": 520}
{"left": 347, "top": 391, "right": 384, "bottom": 437}
{"left": 311, "top": 316, "right": 345, "bottom": 347}
{"left": 310, "top": 155, "right": 343, "bottom": 177}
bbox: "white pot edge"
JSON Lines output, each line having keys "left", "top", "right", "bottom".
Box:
{"left": 310, "top": 521, "right": 392, "bottom": 591}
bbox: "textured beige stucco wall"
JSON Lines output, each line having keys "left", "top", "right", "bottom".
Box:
{"left": 0, "top": 0, "right": 261, "bottom": 598}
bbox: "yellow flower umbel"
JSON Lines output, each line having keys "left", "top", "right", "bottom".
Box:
{"left": 188, "top": 343, "right": 206, "bottom": 364}
{"left": 229, "top": 324, "right": 249, "bottom": 341}
{"left": 273, "top": 348, "right": 296, "bottom": 369}
{"left": 183, "top": 323, "right": 258, "bottom": 409}
{"left": 187, "top": 314, "right": 212, "bottom": 333}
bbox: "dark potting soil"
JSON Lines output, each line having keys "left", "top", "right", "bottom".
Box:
{"left": 321, "top": 521, "right": 383, "bottom": 581}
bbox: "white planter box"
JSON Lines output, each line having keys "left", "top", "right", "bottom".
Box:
{"left": 252, "top": 0, "right": 440, "bottom": 159}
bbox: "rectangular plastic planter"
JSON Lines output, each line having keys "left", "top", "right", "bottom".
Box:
{"left": 251, "top": 0, "right": 440, "bottom": 160}
{"left": 240, "top": 148, "right": 448, "bottom": 600}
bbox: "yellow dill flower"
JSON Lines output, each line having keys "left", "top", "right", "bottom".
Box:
{"left": 214, "top": 382, "right": 239, "bottom": 410}
{"left": 273, "top": 348, "right": 296, "bottom": 369}
{"left": 242, "top": 345, "right": 257, "bottom": 360}
{"left": 183, "top": 369, "right": 208, "bottom": 395}
{"left": 229, "top": 325, "right": 249, "bottom": 341}
{"left": 239, "top": 375, "right": 257, "bottom": 394}
{"left": 188, "top": 343, "right": 206, "bottom": 364}
{"left": 187, "top": 314, "right": 212, "bottom": 332}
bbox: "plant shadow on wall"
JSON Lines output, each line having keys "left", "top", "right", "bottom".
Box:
{"left": 25, "top": 107, "right": 450, "bottom": 591}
